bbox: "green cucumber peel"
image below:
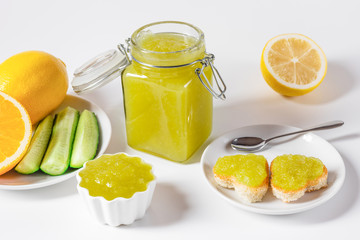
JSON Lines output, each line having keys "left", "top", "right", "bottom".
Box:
{"left": 15, "top": 115, "right": 54, "bottom": 174}
{"left": 40, "top": 107, "right": 79, "bottom": 176}
{"left": 70, "top": 110, "right": 99, "bottom": 168}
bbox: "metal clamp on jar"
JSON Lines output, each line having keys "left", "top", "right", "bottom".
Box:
{"left": 72, "top": 21, "right": 227, "bottom": 162}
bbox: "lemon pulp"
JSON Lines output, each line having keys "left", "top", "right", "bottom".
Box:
{"left": 79, "top": 154, "right": 155, "bottom": 201}
{"left": 260, "top": 34, "right": 327, "bottom": 96}
{"left": 267, "top": 38, "right": 321, "bottom": 85}
{"left": 122, "top": 32, "right": 212, "bottom": 162}
{"left": 271, "top": 154, "right": 324, "bottom": 191}
{"left": 213, "top": 154, "right": 268, "bottom": 187}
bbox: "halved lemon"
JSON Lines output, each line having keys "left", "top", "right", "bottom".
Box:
{"left": 260, "top": 33, "right": 327, "bottom": 96}
{"left": 0, "top": 91, "right": 32, "bottom": 175}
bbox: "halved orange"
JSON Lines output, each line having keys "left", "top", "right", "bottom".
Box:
{"left": 260, "top": 33, "right": 327, "bottom": 96}
{"left": 0, "top": 91, "right": 32, "bottom": 175}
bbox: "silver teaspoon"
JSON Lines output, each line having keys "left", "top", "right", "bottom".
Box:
{"left": 231, "top": 120, "right": 344, "bottom": 152}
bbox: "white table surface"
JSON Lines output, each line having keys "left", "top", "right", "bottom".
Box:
{"left": 1, "top": 0, "right": 359, "bottom": 239}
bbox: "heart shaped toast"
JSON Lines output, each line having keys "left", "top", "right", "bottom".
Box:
{"left": 213, "top": 154, "right": 269, "bottom": 203}
{"left": 270, "top": 154, "right": 328, "bottom": 202}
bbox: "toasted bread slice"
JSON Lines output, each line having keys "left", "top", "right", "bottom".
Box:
{"left": 213, "top": 154, "right": 269, "bottom": 203}
{"left": 270, "top": 154, "right": 328, "bottom": 202}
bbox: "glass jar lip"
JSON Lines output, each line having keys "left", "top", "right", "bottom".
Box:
{"left": 130, "top": 21, "right": 205, "bottom": 54}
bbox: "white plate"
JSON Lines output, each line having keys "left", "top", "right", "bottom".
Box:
{"left": 0, "top": 95, "right": 112, "bottom": 190}
{"left": 201, "top": 124, "right": 346, "bottom": 215}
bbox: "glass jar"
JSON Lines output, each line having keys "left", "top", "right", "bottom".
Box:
{"left": 72, "top": 21, "right": 226, "bottom": 163}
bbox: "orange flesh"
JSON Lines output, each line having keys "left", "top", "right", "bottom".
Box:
{"left": 0, "top": 97, "right": 24, "bottom": 160}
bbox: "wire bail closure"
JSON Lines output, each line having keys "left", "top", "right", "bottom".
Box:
{"left": 117, "top": 38, "right": 131, "bottom": 63}
{"left": 195, "top": 54, "right": 226, "bottom": 100}
{"left": 117, "top": 39, "right": 226, "bottom": 100}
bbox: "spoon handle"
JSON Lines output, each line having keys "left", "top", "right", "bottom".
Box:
{"left": 265, "top": 120, "right": 344, "bottom": 143}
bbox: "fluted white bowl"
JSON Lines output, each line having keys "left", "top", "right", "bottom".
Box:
{"left": 76, "top": 153, "right": 156, "bottom": 226}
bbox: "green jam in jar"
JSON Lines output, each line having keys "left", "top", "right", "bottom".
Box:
{"left": 122, "top": 21, "right": 213, "bottom": 162}
{"left": 79, "top": 153, "right": 155, "bottom": 201}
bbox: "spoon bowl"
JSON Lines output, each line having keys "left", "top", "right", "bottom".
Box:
{"left": 231, "top": 137, "right": 266, "bottom": 151}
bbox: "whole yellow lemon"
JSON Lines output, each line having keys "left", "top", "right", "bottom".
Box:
{"left": 0, "top": 51, "right": 68, "bottom": 124}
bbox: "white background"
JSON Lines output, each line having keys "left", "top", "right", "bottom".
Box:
{"left": 1, "top": 0, "right": 359, "bottom": 239}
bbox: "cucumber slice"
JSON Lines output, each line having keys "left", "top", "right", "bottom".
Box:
{"left": 15, "top": 115, "right": 55, "bottom": 174}
{"left": 40, "top": 107, "right": 79, "bottom": 176}
{"left": 70, "top": 110, "right": 99, "bottom": 168}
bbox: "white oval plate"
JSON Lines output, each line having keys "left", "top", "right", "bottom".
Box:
{"left": 0, "top": 95, "right": 112, "bottom": 190}
{"left": 201, "top": 124, "right": 345, "bottom": 215}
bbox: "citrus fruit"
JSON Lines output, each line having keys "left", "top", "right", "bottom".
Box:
{"left": 0, "top": 51, "right": 68, "bottom": 124}
{"left": 0, "top": 91, "right": 32, "bottom": 175}
{"left": 260, "top": 34, "right": 327, "bottom": 96}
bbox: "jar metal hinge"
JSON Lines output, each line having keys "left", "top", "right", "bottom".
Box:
{"left": 117, "top": 38, "right": 131, "bottom": 63}
{"left": 195, "top": 54, "right": 226, "bottom": 100}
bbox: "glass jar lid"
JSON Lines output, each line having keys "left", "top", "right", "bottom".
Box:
{"left": 72, "top": 49, "right": 129, "bottom": 94}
